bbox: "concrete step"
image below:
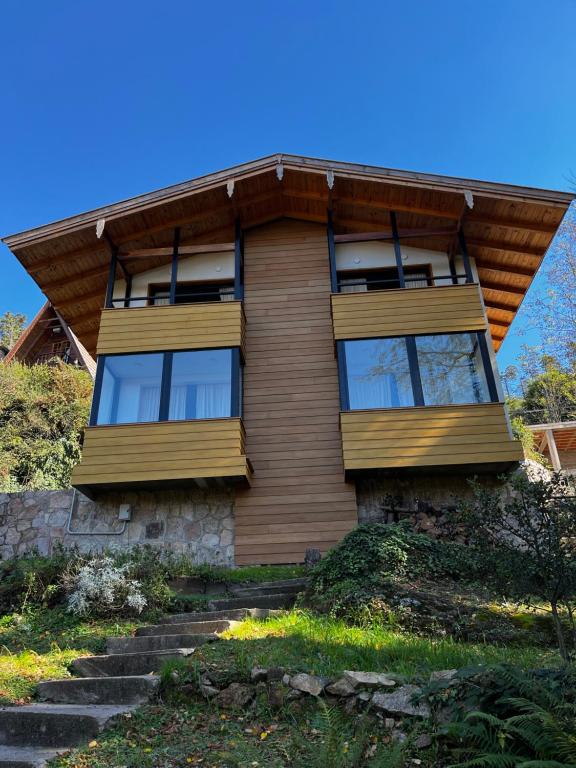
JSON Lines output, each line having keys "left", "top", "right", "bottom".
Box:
{"left": 0, "top": 745, "right": 66, "bottom": 768}
{"left": 207, "top": 593, "right": 296, "bottom": 611}
{"left": 71, "top": 648, "right": 195, "bottom": 678}
{"left": 37, "top": 675, "right": 160, "bottom": 705}
{"left": 0, "top": 704, "right": 134, "bottom": 747}
{"left": 136, "top": 620, "right": 232, "bottom": 637}
{"left": 106, "top": 633, "right": 217, "bottom": 655}
{"left": 228, "top": 579, "right": 306, "bottom": 597}
{"left": 160, "top": 607, "right": 263, "bottom": 624}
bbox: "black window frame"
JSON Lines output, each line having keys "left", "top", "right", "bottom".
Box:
{"left": 89, "top": 346, "right": 243, "bottom": 427}
{"left": 337, "top": 331, "right": 499, "bottom": 411}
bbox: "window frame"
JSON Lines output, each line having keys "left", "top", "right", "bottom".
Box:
{"left": 89, "top": 346, "right": 242, "bottom": 427}
{"left": 337, "top": 331, "right": 498, "bottom": 412}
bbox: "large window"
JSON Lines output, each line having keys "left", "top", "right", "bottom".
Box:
{"left": 93, "top": 348, "right": 239, "bottom": 426}
{"left": 341, "top": 332, "right": 495, "bottom": 411}
{"left": 343, "top": 338, "right": 414, "bottom": 409}
{"left": 338, "top": 266, "right": 432, "bottom": 293}
{"left": 149, "top": 282, "right": 234, "bottom": 305}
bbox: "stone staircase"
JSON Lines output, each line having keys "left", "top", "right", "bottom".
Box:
{"left": 0, "top": 579, "right": 305, "bottom": 767}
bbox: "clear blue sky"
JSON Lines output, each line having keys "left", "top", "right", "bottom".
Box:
{"left": 1, "top": 0, "right": 574, "bottom": 369}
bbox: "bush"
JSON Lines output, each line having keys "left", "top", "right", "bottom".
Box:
{"left": 0, "top": 547, "right": 73, "bottom": 614}
{"left": 64, "top": 556, "right": 147, "bottom": 617}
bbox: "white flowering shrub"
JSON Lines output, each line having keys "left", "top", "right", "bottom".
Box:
{"left": 66, "top": 556, "right": 147, "bottom": 617}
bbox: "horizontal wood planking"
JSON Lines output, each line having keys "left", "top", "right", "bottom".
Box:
{"left": 71, "top": 418, "right": 251, "bottom": 489}
{"left": 234, "top": 220, "right": 358, "bottom": 564}
{"left": 331, "top": 284, "right": 487, "bottom": 339}
{"left": 96, "top": 302, "right": 245, "bottom": 355}
{"left": 340, "top": 404, "right": 523, "bottom": 470}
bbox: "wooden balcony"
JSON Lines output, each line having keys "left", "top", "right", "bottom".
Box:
{"left": 331, "top": 284, "right": 487, "bottom": 340}
{"left": 340, "top": 403, "right": 523, "bottom": 472}
{"left": 96, "top": 301, "right": 245, "bottom": 355}
{"left": 71, "top": 418, "right": 251, "bottom": 497}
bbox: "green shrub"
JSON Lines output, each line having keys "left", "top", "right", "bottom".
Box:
{"left": 0, "top": 547, "right": 74, "bottom": 613}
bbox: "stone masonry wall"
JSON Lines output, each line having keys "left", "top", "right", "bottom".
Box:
{"left": 0, "top": 488, "right": 235, "bottom": 565}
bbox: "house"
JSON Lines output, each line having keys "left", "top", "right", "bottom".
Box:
{"left": 2, "top": 155, "right": 573, "bottom": 564}
{"left": 527, "top": 422, "right": 576, "bottom": 474}
{"left": 2, "top": 301, "right": 96, "bottom": 377}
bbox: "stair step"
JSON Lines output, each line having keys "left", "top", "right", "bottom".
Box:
{"left": 0, "top": 745, "right": 66, "bottom": 768}
{"left": 71, "top": 648, "right": 195, "bottom": 678}
{"left": 0, "top": 704, "right": 134, "bottom": 747}
{"left": 160, "top": 607, "right": 263, "bottom": 624}
{"left": 228, "top": 581, "right": 305, "bottom": 598}
{"left": 136, "top": 620, "right": 232, "bottom": 637}
{"left": 37, "top": 675, "right": 160, "bottom": 705}
{"left": 207, "top": 593, "right": 296, "bottom": 611}
{"left": 106, "top": 633, "right": 217, "bottom": 654}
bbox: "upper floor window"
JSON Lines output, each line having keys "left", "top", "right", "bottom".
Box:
{"left": 93, "top": 348, "right": 240, "bottom": 426}
{"left": 341, "top": 332, "right": 495, "bottom": 411}
{"left": 149, "top": 281, "right": 234, "bottom": 306}
{"left": 338, "top": 266, "right": 432, "bottom": 293}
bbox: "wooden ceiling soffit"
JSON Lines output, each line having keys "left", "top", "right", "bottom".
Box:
{"left": 121, "top": 242, "right": 234, "bottom": 259}
{"left": 484, "top": 300, "right": 518, "bottom": 313}
{"left": 476, "top": 261, "right": 535, "bottom": 277}
{"left": 481, "top": 281, "right": 526, "bottom": 296}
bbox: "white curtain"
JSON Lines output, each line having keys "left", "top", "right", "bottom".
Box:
{"left": 197, "top": 383, "right": 229, "bottom": 418}
{"left": 220, "top": 286, "right": 234, "bottom": 302}
{"left": 137, "top": 386, "right": 161, "bottom": 421}
{"left": 407, "top": 271, "right": 430, "bottom": 289}
{"left": 349, "top": 374, "right": 400, "bottom": 409}
{"left": 168, "top": 385, "right": 188, "bottom": 420}
{"left": 340, "top": 277, "right": 367, "bottom": 293}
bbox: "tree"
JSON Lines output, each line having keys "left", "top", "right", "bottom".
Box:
{"left": 520, "top": 355, "right": 576, "bottom": 424}
{"left": 458, "top": 473, "right": 576, "bottom": 662}
{"left": 0, "top": 311, "right": 26, "bottom": 349}
{"left": 0, "top": 361, "right": 92, "bottom": 491}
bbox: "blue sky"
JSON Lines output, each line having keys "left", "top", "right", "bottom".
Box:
{"left": 1, "top": 0, "right": 574, "bottom": 370}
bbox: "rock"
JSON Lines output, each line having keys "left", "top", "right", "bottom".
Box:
{"left": 325, "top": 677, "right": 356, "bottom": 697}
{"left": 266, "top": 666, "right": 285, "bottom": 682}
{"left": 414, "top": 734, "right": 432, "bottom": 749}
{"left": 383, "top": 718, "right": 395, "bottom": 730}
{"left": 343, "top": 671, "right": 397, "bottom": 689}
{"left": 200, "top": 683, "right": 220, "bottom": 698}
{"left": 214, "top": 683, "right": 254, "bottom": 709}
{"left": 289, "top": 673, "right": 329, "bottom": 697}
{"left": 391, "top": 729, "right": 408, "bottom": 744}
{"left": 282, "top": 674, "right": 291, "bottom": 686}
{"left": 371, "top": 685, "right": 430, "bottom": 719}
{"left": 286, "top": 688, "right": 303, "bottom": 701}
{"left": 267, "top": 683, "right": 286, "bottom": 710}
{"left": 429, "top": 669, "right": 458, "bottom": 683}
{"left": 250, "top": 667, "right": 268, "bottom": 683}
{"left": 343, "top": 697, "right": 357, "bottom": 714}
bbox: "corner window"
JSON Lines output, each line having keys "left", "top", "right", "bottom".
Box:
{"left": 93, "top": 348, "right": 240, "bottom": 426}
{"left": 340, "top": 332, "right": 495, "bottom": 411}
{"left": 416, "top": 333, "right": 490, "bottom": 406}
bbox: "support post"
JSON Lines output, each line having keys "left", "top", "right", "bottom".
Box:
{"left": 405, "top": 337, "right": 424, "bottom": 406}
{"left": 327, "top": 209, "right": 338, "bottom": 293}
{"left": 159, "top": 352, "right": 173, "bottom": 421}
{"left": 336, "top": 341, "right": 349, "bottom": 410}
{"left": 458, "top": 228, "right": 474, "bottom": 283}
{"left": 477, "top": 332, "right": 500, "bottom": 403}
{"left": 105, "top": 247, "right": 118, "bottom": 308}
{"left": 89, "top": 357, "right": 106, "bottom": 426}
{"left": 390, "top": 212, "right": 405, "bottom": 288}
{"left": 234, "top": 219, "right": 244, "bottom": 300}
{"left": 545, "top": 429, "right": 562, "bottom": 471}
{"left": 169, "top": 228, "right": 181, "bottom": 304}
{"left": 123, "top": 274, "right": 133, "bottom": 308}
{"left": 230, "top": 348, "right": 241, "bottom": 417}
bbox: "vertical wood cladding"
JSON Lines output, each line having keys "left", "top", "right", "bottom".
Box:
{"left": 234, "top": 220, "right": 358, "bottom": 564}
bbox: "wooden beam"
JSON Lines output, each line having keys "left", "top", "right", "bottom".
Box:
{"left": 487, "top": 319, "right": 511, "bottom": 329}
{"left": 546, "top": 428, "right": 562, "bottom": 471}
{"left": 56, "top": 287, "right": 105, "bottom": 310}
{"left": 484, "top": 299, "right": 519, "bottom": 313}
{"left": 476, "top": 260, "right": 535, "bottom": 277}
{"left": 121, "top": 242, "right": 235, "bottom": 259}
{"left": 466, "top": 237, "right": 544, "bottom": 257}
{"left": 481, "top": 281, "right": 526, "bottom": 296}
{"left": 42, "top": 263, "right": 110, "bottom": 290}
{"left": 334, "top": 227, "right": 456, "bottom": 244}
{"left": 465, "top": 211, "right": 559, "bottom": 234}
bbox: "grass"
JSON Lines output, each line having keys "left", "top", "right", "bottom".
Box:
{"left": 168, "top": 563, "right": 307, "bottom": 585}
{"left": 194, "top": 610, "right": 557, "bottom": 681}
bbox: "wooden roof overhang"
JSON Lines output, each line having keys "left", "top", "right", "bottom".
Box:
{"left": 3, "top": 154, "right": 573, "bottom": 356}
{"left": 528, "top": 422, "right": 576, "bottom": 454}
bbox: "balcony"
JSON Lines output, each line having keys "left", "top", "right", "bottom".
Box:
{"left": 96, "top": 300, "right": 245, "bottom": 356}
{"left": 71, "top": 417, "right": 251, "bottom": 497}
{"left": 340, "top": 403, "right": 523, "bottom": 472}
{"left": 331, "top": 283, "right": 486, "bottom": 341}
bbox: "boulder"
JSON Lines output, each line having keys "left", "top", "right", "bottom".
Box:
{"left": 371, "top": 685, "right": 430, "bottom": 718}
{"left": 289, "top": 673, "right": 328, "bottom": 697}
{"left": 429, "top": 669, "right": 458, "bottom": 683}
{"left": 250, "top": 667, "right": 268, "bottom": 683}
{"left": 200, "top": 683, "right": 220, "bottom": 698}
{"left": 343, "top": 671, "right": 397, "bottom": 689}
{"left": 266, "top": 666, "right": 285, "bottom": 682}
{"left": 414, "top": 733, "right": 432, "bottom": 749}
{"left": 214, "top": 683, "right": 254, "bottom": 709}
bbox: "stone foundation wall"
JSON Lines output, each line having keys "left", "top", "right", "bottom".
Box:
{"left": 0, "top": 488, "right": 234, "bottom": 564}
{"left": 356, "top": 470, "right": 508, "bottom": 524}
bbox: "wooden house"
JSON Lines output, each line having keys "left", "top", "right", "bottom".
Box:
{"left": 2, "top": 301, "right": 96, "bottom": 376}
{"left": 2, "top": 155, "right": 573, "bottom": 563}
{"left": 527, "top": 422, "right": 576, "bottom": 474}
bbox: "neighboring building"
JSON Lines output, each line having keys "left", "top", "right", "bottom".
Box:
{"left": 0, "top": 345, "right": 8, "bottom": 361}
{"left": 527, "top": 422, "right": 576, "bottom": 474}
{"left": 2, "top": 301, "right": 96, "bottom": 377}
{"left": 2, "top": 155, "right": 573, "bottom": 564}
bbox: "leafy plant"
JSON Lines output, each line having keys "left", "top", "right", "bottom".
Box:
{"left": 64, "top": 555, "right": 147, "bottom": 617}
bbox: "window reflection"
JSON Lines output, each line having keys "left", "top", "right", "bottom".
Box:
{"left": 416, "top": 334, "right": 490, "bottom": 406}
{"left": 344, "top": 338, "right": 414, "bottom": 410}
{"left": 169, "top": 350, "right": 232, "bottom": 420}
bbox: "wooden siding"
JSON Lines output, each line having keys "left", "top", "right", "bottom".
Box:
{"left": 96, "top": 301, "right": 244, "bottom": 355}
{"left": 340, "top": 404, "right": 523, "bottom": 470}
{"left": 71, "top": 418, "right": 250, "bottom": 494}
{"left": 331, "top": 284, "right": 486, "bottom": 340}
{"left": 234, "top": 220, "right": 358, "bottom": 565}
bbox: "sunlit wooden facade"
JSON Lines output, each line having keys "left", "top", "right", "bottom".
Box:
{"left": 3, "top": 155, "right": 573, "bottom": 563}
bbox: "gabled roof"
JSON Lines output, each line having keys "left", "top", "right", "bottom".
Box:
{"left": 2, "top": 153, "right": 574, "bottom": 355}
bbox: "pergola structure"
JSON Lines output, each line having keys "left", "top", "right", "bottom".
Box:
{"left": 3, "top": 154, "right": 574, "bottom": 357}
{"left": 527, "top": 422, "right": 576, "bottom": 473}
